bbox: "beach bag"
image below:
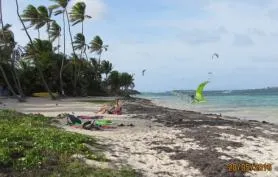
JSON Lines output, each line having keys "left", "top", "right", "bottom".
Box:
{"left": 82, "top": 120, "right": 96, "bottom": 130}
{"left": 67, "top": 114, "right": 82, "bottom": 125}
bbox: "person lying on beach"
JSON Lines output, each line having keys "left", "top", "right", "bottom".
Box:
{"left": 96, "top": 99, "right": 122, "bottom": 115}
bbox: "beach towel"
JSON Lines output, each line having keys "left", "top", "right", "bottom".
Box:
{"left": 82, "top": 120, "right": 114, "bottom": 130}
{"left": 77, "top": 115, "right": 104, "bottom": 120}
{"left": 67, "top": 114, "right": 82, "bottom": 125}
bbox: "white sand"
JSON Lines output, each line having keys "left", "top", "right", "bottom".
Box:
{"left": 216, "top": 133, "right": 278, "bottom": 177}
{"left": 1, "top": 97, "right": 278, "bottom": 177}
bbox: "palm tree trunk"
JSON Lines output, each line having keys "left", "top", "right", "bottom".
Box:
{"left": 82, "top": 21, "right": 84, "bottom": 36}
{"left": 58, "top": 34, "right": 60, "bottom": 54}
{"left": 80, "top": 21, "right": 84, "bottom": 59}
{"left": 98, "top": 53, "right": 102, "bottom": 66}
{"left": 65, "top": 9, "right": 78, "bottom": 96}
{"left": 13, "top": 66, "right": 25, "bottom": 99}
{"left": 15, "top": 0, "right": 55, "bottom": 100}
{"left": 38, "top": 28, "right": 40, "bottom": 39}
{"left": 10, "top": 61, "right": 19, "bottom": 92}
{"left": 98, "top": 53, "right": 102, "bottom": 82}
{"left": 11, "top": 51, "right": 25, "bottom": 99}
{"left": 84, "top": 50, "right": 88, "bottom": 60}
{"left": 0, "top": 65, "right": 24, "bottom": 101}
{"left": 59, "top": 11, "right": 66, "bottom": 96}
{"left": 47, "top": 22, "right": 50, "bottom": 42}
{"left": 10, "top": 66, "right": 25, "bottom": 99}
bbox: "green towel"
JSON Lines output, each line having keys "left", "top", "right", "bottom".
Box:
{"left": 95, "top": 120, "right": 112, "bottom": 126}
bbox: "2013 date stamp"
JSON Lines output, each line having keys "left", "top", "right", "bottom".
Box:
{"left": 227, "top": 163, "right": 272, "bottom": 172}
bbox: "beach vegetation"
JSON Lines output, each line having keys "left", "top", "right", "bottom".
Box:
{"left": 0, "top": 109, "right": 139, "bottom": 177}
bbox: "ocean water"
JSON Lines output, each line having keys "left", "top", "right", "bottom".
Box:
{"left": 136, "top": 88, "right": 278, "bottom": 124}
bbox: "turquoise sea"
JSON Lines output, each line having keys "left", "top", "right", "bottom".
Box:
{"left": 136, "top": 88, "right": 278, "bottom": 124}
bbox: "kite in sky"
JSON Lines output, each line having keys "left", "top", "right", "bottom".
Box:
{"left": 142, "top": 69, "right": 146, "bottom": 76}
{"left": 212, "top": 53, "right": 219, "bottom": 60}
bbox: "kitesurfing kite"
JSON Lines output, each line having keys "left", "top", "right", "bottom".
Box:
{"left": 212, "top": 53, "right": 219, "bottom": 60}
{"left": 192, "top": 81, "right": 210, "bottom": 104}
{"left": 142, "top": 69, "right": 146, "bottom": 76}
{"left": 208, "top": 72, "right": 213, "bottom": 80}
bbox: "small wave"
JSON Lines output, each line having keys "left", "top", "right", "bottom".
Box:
{"left": 222, "top": 90, "right": 232, "bottom": 94}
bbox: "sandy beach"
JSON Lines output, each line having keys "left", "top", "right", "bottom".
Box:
{"left": 1, "top": 97, "right": 278, "bottom": 177}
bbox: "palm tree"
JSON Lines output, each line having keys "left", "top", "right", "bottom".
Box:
{"left": 119, "top": 72, "right": 134, "bottom": 91}
{"left": 16, "top": 0, "right": 56, "bottom": 100}
{"left": 73, "top": 33, "right": 89, "bottom": 59}
{"left": 36, "top": 6, "right": 53, "bottom": 41}
{"left": 51, "top": 0, "right": 78, "bottom": 96}
{"left": 90, "top": 36, "right": 108, "bottom": 82}
{"left": 49, "top": 21, "right": 64, "bottom": 95}
{"left": 101, "top": 60, "right": 112, "bottom": 79}
{"left": 0, "top": 24, "right": 24, "bottom": 101}
{"left": 90, "top": 35, "right": 108, "bottom": 65}
{"left": 50, "top": 0, "right": 76, "bottom": 56}
{"left": 108, "top": 70, "right": 121, "bottom": 94}
{"left": 49, "top": 21, "right": 61, "bottom": 53}
{"left": 21, "top": 5, "right": 52, "bottom": 39}
{"left": 70, "top": 2, "right": 91, "bottom": 35}
{"left": 0, "top": 0, "right": 24, "bottom": 102}
{"left": 90, "top": 57, "right": 101, "bottom": 81}
{"left": 70, "top": 2, "right": 91, "bottom": 94}
{"left": 20, "top": 5, "right": 40, "bottom": 37}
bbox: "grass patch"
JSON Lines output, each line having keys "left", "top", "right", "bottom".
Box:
{"left": 0, "top": 110, "right": 139, "bottom": 177}
{"left": 79, "top": 100, "right": 114, "bottom": 104}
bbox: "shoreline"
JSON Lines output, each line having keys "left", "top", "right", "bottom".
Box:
{"left": 139, "top": 96, "right": 278, "bottom": 125}
{"left": 1, "top": 97, "right": 278, "bottom": 177}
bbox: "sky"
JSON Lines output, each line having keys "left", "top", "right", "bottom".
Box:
{"left": 2, "top": 0, "right": 278, "bottom": 92}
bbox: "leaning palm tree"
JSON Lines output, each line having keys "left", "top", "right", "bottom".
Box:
{"left": 0, "top": 23, "right": 24, "bottom": 101}
{"left": 0, "top": 0, "right": 25, "bottom": 102}
{"left": 16, "top": 0, "right": 56, "bottom": 100}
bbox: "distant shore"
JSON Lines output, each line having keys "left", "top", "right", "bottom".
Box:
{"left": 1, "top": 96, "right": 278, "bottom": 177}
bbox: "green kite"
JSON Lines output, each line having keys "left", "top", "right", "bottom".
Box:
{"left": 192, "top": 81, "right": 209, "bottom": 104}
